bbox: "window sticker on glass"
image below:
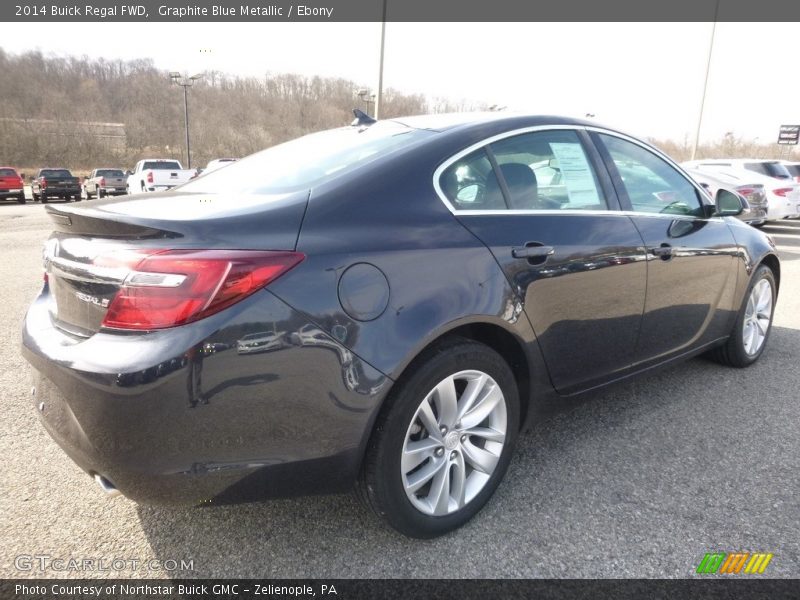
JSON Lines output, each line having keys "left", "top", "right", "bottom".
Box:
{"left": 549, "top": 143, "right": 601, "bottom": 207}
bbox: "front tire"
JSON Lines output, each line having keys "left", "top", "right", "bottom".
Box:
{"left": 358, "top": 338, "right": 519, "bottom": 538}
{"left": 708, "top": 264, "right": 776, "bottom": 367}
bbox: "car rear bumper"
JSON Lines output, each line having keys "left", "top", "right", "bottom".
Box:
{"left": 22, "top": 287, "right": 389, "bottom": 505}
{"left": 41, "top": 188, "right": 81, "bottom": 196}
{"left": 741, "top": 206, "right": 768, "bottom": 224}
{"left": 145, "top": 185, "right": 181, "bottom": 192}
{"left": 768, "top": 195, "right": 800, "bottom": 219}
{"left": 0, "top": 189, "right": 23, "bottom": 198}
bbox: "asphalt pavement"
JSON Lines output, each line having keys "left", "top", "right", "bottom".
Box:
{"left": 1, "top": 200, "right": 798, "bottom": 579}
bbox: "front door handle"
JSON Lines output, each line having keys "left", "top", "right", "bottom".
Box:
{"left": 512, "top": 245, "right": 555, "bottom": 260}
{"left": 650, "top": 245, "right": 673, "bottom": 259}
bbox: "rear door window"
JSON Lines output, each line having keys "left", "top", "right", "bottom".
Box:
{"left": 489, "top": 130, "right": 607, "bottom": 210}
{"left": 439, "top": 129, "right": 608, "bottom": 212}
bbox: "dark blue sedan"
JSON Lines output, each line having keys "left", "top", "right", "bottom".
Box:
{"left": 22, "top": 113, "right": 779, "bottom": 537}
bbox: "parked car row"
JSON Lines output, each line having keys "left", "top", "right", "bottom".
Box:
{"left": 0, "top": 157, "right": 241, "bottom": 205}
{"left": 682, "top": 159, "right": 800, "bottom": 224}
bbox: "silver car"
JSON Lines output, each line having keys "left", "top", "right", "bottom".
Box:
{"left": 684, "top": 168, "right": 768, "bottom": 227}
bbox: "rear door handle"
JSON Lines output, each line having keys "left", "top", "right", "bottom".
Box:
{"left": 650, "top": 245, "right": 673, "bottom": 259}
{"left": 512, "top": 245, "right": 555, "bottom": 259}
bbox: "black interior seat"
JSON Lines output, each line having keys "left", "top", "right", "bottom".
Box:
{"left": 498, "top": 163, "right": 539, "bottom": 209}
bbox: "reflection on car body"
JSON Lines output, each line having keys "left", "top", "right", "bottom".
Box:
{"left": 236, "top": 330, "right": 286, "bottom": 354}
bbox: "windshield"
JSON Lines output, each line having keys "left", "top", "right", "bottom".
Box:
{"left": 181, "top": 121, "right": 435, "bottom": 195}
{"left": 41, "top": 169, "right": 72, "bottom": 178}
{"left": 96, "top": 169, "right": 124, "bottom": 177}
{"left": 143, "top": 161, "right": 182, "bottom": 170}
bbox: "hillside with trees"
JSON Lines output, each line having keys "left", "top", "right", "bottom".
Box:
{"left": 0, "top": 49, "right": 478, "bottom": 171}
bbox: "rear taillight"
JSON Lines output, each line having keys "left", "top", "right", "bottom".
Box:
{"left": 146, "top": 171, "right": 153, "bottom": 184}
{"left": 41, "top": 178, "right": 47, "bottom": 189}
{"left": 101, "top": 250, "right": 304, "bottom": 330}
{"left": 99, "top": 177, "right": 106, "bottom": 187}
{"left": 773, "top": 188, "right": 793, "bottom": 197}
{"left": 736, "top": 187, "right": 755, "bottom": 197}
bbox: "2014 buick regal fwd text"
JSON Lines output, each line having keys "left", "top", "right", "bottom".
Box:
{"left": 22, "top": 113, "right": 779, "bottom": 538}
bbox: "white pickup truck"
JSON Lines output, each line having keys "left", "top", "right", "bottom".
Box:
{"left": 126, "top": 159, "right": 196, "bottom": 194}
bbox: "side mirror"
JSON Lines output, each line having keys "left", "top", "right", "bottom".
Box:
{"left": 715, "top": 188, "right": 746, "bottom": 217}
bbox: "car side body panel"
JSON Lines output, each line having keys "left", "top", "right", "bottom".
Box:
{"left": 266, "top": 140, "right": 558, "bottom": 432}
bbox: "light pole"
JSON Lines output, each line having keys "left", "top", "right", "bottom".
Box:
{"left": 169, "top": 71, "right": 203, "bottom": 169}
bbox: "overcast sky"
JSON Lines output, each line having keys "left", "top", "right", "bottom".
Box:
{"left": 3, "top": 22, "right": 799, "bottom": 143}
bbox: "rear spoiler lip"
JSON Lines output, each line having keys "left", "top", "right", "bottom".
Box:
{"left": 45, "top": 205, "right": 180, "bottom": 240}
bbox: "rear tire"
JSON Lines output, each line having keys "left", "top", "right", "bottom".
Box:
{"left": 708, "top": 264, "right": 776, "bottom": 367}
{"left": 17, "top": 193, "right": 25, "bottom": 204}
{"left": 357, "top": 338, "right": 519, "bottom": 538}
{"left": 40, "top": 193, "right": 47, "bottom": 204}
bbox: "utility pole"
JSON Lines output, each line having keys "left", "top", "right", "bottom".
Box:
{"left": 169, "top": 72, "right": 204, "bottom": 168}
{"left": 691, "top": 0, "right": 720, "bottom": 161}
{"left": 375, "top": 0, "right": 387, "bottom": 120}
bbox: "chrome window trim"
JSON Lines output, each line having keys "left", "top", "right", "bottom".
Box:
{"left": 432, "top": 124, "right": 715, "bottom": 217}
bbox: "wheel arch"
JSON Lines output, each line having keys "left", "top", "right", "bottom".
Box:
{"left": 759, "top": 252, "right": 780, "bottom": 294}
{"left": 354, "top": 317, "right": 537, "bottom": 491}
{"left": 373, "top": 318, "right": 535, "bottom": 438}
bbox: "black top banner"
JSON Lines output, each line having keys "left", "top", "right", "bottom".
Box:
{"left": 3, "top": 0, "right": 800, "bottom": 22}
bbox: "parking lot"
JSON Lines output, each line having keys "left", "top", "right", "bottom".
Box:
{"left": 1, "top": 199, "right": 799, "bottom": 579}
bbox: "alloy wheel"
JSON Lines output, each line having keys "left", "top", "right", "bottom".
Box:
{"left": 401, "top": 370, "right": 507, "bottom": 516}
{"left": 742, "top": 278, "right": 773, "bottom": 356}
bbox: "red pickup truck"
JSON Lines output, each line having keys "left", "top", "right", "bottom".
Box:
{"left": 0, "top": 167, "right": 26, "bottom": 203}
